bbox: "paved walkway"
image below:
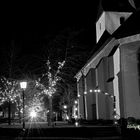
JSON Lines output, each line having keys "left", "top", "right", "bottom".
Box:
{"left": 0, "top": 121, "right": 117, "bottom": 129}
{"left": 0, "top": 121, "right": 72, "bottom": 128}
{"left": 0, "top": 122, "right": 122, "bottom": 140}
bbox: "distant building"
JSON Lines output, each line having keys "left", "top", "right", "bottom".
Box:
{"left": 75, "top": 0, "right": 140, "bottom": 121}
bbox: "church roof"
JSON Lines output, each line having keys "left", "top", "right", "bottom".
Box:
{"left": 102, "top": 0, "right": 135, "bottom": 11}
{"left": 75, "top": 3, "right": 140, "bottom": 79}
{"left": 113, "top": 9, "right": 140, "bottom": 39}
{"left": 97, "top": 0, "right": 136, "bottom": 21}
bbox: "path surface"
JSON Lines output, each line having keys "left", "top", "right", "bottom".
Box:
{"left": 0, "top": 121, "right": 122, "bottom": 140}
{"left": 0, "top": 121, "right": 69, "bottom": 128}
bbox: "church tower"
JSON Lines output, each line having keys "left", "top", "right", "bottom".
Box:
{"left": 96, "top": 0, "right": 136, "bottom": 43}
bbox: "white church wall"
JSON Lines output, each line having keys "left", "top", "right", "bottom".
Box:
{"left": 121, "top": 41, "right": 140, "bottom": 119}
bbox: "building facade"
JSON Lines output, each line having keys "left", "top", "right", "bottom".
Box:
{"left": 75, "top": 2, "right": 140, "bottom": 121}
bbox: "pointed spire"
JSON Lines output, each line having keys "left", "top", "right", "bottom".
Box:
{"left": 128, "top": 0, "right": 136, "bottom": 9}
{"left": 96, "top": 0, "right": 135, "bottom": 22}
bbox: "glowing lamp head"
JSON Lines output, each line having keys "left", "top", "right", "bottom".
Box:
{"left": 20, "top": 81, "right": 27, "bottom": 89}
{"left": 30, "top": 110, "right": 37, "bottom": 118}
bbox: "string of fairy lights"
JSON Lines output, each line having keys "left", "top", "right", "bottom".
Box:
{"left": 0, "top": 45, "right": 79, "bottom": 126}
{"left": 0, "top": 59, "right": 118, "bottom": 126}
{"left": 0, "top": 77, "right": 21, "bottom": 105}
{"left": 77, "top": 87, "right": 118, "bottom": 125}
{"left": 35, "top": 59, "right": 65, "bottom": 97}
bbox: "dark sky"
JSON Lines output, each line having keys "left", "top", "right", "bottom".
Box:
{"left": 1, "top": 2, "right": 98, "bottom": 40}
{"left": 0, "top": 1, "right": 138, "bottom": 77}
{"left": 0, "top": 0, "right": 138, "bottom": 50}
{"left": 0, "top": 2, "right": 99, "bottom": 54}
{"left": 1, "top": 2, "right": 99, "bottom": 50}
{"left": 0, "top": 2, "right": 99, "bottom": 78}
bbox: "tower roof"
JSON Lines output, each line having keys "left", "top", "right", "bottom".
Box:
{"left": 113, "top": 9, "right": 140, "bottom": 39}
{"left": 97, "top": 0, "right": 136, "bottom": 21}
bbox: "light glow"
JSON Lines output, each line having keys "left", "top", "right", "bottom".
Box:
{"left": 89, "top": 89, "right": 93, "bottom": 93}
{"left": 74, "top": 107, "right": 78, "bottom": 111}
{"left": 111, "top": 95, "right": 114, "bottom": 98}
{"left": 84, "top": 91, "right": 87, "bottom": 94}
{"left": 97, "top": 89, "right": 101, "bottom": 92}
{"left": 114, "top": 108, "right": 117, "bottom": 111}
{"left": 105, "top": 92, "right": 109, "bottom": 95}
{"left": 78, "top": 94, "right": 80, "bottom": 97}
{"left": 94, "top": 89, "right": 101, "bottom": 93}
{"left": 74, "top": 100, "right": 78, "bottom": 104}
{"left": 20, "top": 82, "right": 27, "bottom": 89}
{"left": 75, "top": 121, "right": 79, "bottom": 127}
{"left": 30, "top": 110, "right": 37, "bottom": 118}
{"left": 63, "top": 105, "right": 67, "bottom": 109}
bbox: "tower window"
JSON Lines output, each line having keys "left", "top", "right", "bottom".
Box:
{"left": 120, "top": 17, "right": 125, "bottom": 25}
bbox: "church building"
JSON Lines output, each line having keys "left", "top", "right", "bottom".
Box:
{"left": 75, "top": 0, "right": 140, "bottom": 121}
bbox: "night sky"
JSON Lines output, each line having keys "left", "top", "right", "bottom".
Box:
{"left": 0, "top": 2, "right": 99, "bottom": 78}
{"left": 1, "top": 2, "right": 98, "bottom": 46}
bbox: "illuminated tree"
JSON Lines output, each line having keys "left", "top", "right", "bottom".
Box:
{"left": 0, "top": 40, "right": 23, "bottom": 125}
{"left": 17, "top": 28, "right": 93, "bottom": 124}
{"left": 34, "top": 29, "right": 92, "bottom": 123}
{"left": 0, "top": 76, "right": 21, "bottom": 124}
{"left": 35, "top": 59, "right": 65, "bottom": 125}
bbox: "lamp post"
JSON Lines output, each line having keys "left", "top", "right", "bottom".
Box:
{"left": 20, "top": 81, "right": 27, "bottom": 130}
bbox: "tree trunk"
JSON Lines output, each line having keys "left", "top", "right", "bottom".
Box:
{"left": 48, "top": 96, "right": 53, "bottom": 126}
{"left": 8, "top": 100, "right": 11, "bottom": 125}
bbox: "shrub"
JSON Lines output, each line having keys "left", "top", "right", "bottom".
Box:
{"left": 127, "top": 117, "right": 136, "bottom": 125}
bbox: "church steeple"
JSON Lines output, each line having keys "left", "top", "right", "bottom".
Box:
{"left": 96, "top": 0, "right": 136, "bottom": 43}
{"left": 128, "top": 0, "right": 136, "bottom": 9}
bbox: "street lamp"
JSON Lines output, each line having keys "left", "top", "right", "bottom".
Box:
{"left": 20, "top": 81, "right": 27, "bottom": 130}
{"left": 30, "top": 110, "right": 37, "bottom": 119}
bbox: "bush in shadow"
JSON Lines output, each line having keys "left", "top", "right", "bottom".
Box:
{"left": 127, "top": 117, "right": 136, "bottom": 125}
